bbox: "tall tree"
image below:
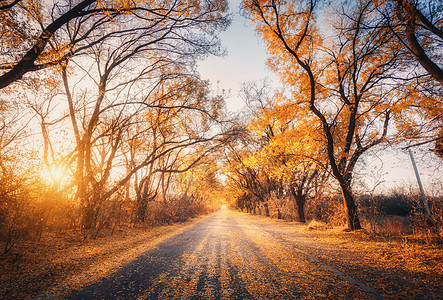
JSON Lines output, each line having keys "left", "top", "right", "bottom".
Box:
{"left": 238, "top": 79, "right": 329, "bottom": 222}
{"left": 247, "top": 95, "right": 329, "bottom": 223}
{"left": 243, "top": 0, "right": 414, "bottom": 230}
{"left": 0, "top": 0, "right": 229, "bottom": 90}
{"left": 376, "top": 0, "right": 443, "bottom": 84}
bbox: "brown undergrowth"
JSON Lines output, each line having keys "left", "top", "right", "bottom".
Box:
{"left": 0, "top": 215, "right": 210, "bottom": 300}
{"left": 243, "top": 212, "right": 443, "bottom": 298}
{"left": 251, "top": 213, "right": 443, "bottom": 275}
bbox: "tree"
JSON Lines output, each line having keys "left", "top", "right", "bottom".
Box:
{"left": 249, "top": 99, "right": 329, "bottom": 223}
{"left": 0, "top": 0, "right": 230, "bottom": 90}
{"left": 238, "top": 79, "right": 329, "bottom": 222}
{"left": 376, "top": 0, "right": 443, "bottom": 84}
{"left": 174, "top": 152, "right": 227, "bottom": 212}
{"left": 46, "top": 1, "right": 230, "bottom": 234}
{"left": 0, "top": 93, "right": 51, "bottom": 252}
{"left": 243, "top": 0, "right": 415, "bottom": 230}
{"left": 62, "top": 65, "right": 230, "bottom": 233}
{"left": 374, "top": 0, "right": 443, "bottom": 156}
{"left": 223, "top": 120, "right": 275, "bottom": 215}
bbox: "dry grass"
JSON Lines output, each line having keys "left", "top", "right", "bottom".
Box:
{"left": 307, "top": 219, "right": 332, "bottom": 230}
{"left": 0, "top": 215, "right": 211, "bottom": 300}
{"left": 241, "top": 212, "right": 443, "bottom": 298}
{"left": 1, "top": 210, "right": 442, "bottom": 299}
{"left": 251, "top": 214, "right": 443, "bottom": 274}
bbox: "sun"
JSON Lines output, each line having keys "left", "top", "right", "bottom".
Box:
{"left": 50, "top": 166, "right": 64, "bottom": 182}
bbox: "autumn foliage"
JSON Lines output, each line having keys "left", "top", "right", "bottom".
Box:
{"left": 0, "top": 0, "right": 442, "bottom": 260}
{"left": 0, "top": 0, "right": 232, "bottom": 251}
{"left": 237, "top": 0, "right": 442, "bottom": 230}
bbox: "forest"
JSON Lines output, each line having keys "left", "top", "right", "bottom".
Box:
{"left": 0, "top": 0, "right": 442, "bottom": 258}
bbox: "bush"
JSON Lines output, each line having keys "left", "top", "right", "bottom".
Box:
{"left": 305, "top": 194, "right": 345, "bottom": 226}
{"left": 410, "top": 197, "right": 443, "bottom": 244}
{"left": 357, "top": 192, "right": 443, "bottom": 243}
{"left": 138, "top": 194, "right": 209, "bottom": 226}
{"left": 0, "top": 173, "right": 43, "bottom": 253}
{"left": 358, "top": 194, "right": 416, "bottom": 216}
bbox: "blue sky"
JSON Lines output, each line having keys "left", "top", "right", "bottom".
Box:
{"left": 197, "top": 0, "right": 278, "bottom": 112}
{"left": 196, "top": 0, "right": 443, "bottom": 195}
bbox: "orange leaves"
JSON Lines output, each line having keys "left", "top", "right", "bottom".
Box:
{"left": 244, "top": 0, "right": 321, "bottom": 77}
{"left": 243, "top": 86, "right": 326, "bottom": 184}
{"left": 0, "top": 0, "right": 230, "bottom": 92}
{"left": 24, "top": 0, "right": 44, "bottom": 23}
{"left": 241, "top": 1, "right": 440, "bottom": 229}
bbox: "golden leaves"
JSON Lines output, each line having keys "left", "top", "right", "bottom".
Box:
{"left": 243, "top": 89, "right": 325, "bottom": 185}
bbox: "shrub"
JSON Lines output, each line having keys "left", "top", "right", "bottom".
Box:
{"left": 358, "top": 194, "right": 416, "bottom": 217}
{"left": 410, "top": 196, "right": 443, "bottom": 244}
{"left": 305, "top": 194, "right": 345, "bottom": 226}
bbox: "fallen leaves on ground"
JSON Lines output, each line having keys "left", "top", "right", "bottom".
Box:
{"left": 0, "top": 216, "right": 209, "bottom": 300}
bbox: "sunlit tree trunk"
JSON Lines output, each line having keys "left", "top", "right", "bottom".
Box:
{"left": 338, "top": 178, "right": 361, "bottom": 230}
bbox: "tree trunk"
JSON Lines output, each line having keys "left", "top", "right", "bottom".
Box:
{"left": 291, "top": 187, "right": 306, "bottom": 223}
{"left": 82, "top": 201, "right": 97, "bottom": 234}
{"left": 338, "top": 181, "right": 361, "bottom": 230}
{"left": 402, "top": 8, "right": 443, "bottom": 85}
{"left": 296, "top": 197, "right": 306, "bottom": 223}
{"left": 264, "top": 202, "right": 270, "bottom": 217}
{"left": 137, "top": 199, "right": 147, "bottom": 223}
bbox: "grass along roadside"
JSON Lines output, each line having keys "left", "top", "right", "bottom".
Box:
{"left": 238, "top": 211, "right": 443, "bottom": 298}
{"left": 2, "top": 210, "right": 441, "bottom": 299}
{"left": 0, "top": 214, "right": 213, "bottom": 300}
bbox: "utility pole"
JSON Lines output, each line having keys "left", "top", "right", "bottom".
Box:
{"left": 408, "top": 149, "right": 430, "bottom": 216}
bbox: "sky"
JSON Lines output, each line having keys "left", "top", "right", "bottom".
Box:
{"left": 197, "top": 0, "right": 278, "bottom": 112}
{"left": 196, "top": 0, "right": 443, "bottom": 195}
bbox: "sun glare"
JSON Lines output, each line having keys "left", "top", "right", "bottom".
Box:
{"left": 51, "top": 166, "right": 64, "bottom": 181}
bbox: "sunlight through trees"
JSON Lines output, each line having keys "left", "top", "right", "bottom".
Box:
{"left": 0, "top": 0, "right": 442, "bottom": 259}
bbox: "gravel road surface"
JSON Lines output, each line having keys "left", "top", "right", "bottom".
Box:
{"left": 65, "top": 210, "right": 394, "bottom": 299}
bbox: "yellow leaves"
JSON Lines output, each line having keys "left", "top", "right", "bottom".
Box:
{"left": 245, "top": 0, "right": 435, "bottom": 171}
{"left": 128, "top": 136, "right": 144, "bottom": 150}
{"left": 247, "top": 0, "right": 321, "bottom": 64}
{"left": 243, "top": 89, "right": 325, "bottom": 183}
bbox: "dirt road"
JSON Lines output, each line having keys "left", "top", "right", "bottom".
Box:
{"left": 63, "top": 210, "right": 440, "bottom": 299}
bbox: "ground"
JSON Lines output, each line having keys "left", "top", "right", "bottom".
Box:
{"left": 0, "top": 219, "right": 201, "bottom": 299}
{"left": 0, "top": 210, "right": 442, "bottom": 299}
